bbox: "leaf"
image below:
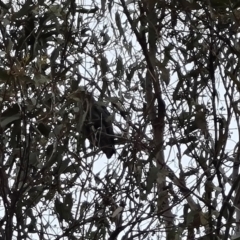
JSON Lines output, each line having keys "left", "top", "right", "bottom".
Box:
{"left": 55, "top": 198, "right": 64, "bottom": 222}
{"left": 174, "top": 111, "right": 191, "bottom": 123}
{"left": 10, "top": 120, "right": 21, "bottom": 147}
{"left": 79, "top": 201, "right": 91, "bottom": 220}
{"left": 186, "top": 210, "right": 202, "bottom": 229}
{"left": 100, "top": 55, "right": 109, "bottom": 75}
{"left": 0, "top": 67, "right": 12, "bottom": 83}
{"left": 233, "top": 1, "right": 240, "bottom": 9}
{"left": 0, "top": 0, "right": 10, "bottom": 11}
{"left": 115, "top": 12, "right": 124, "bottom": 39}
{"left": 126, "top": 0, "right": 134, "bottom": 4}
{"left": 58, "top": 158, "right": 70, "bottom": 174}
{"left": 161, "top": 67, "right": 170, "bottom": 86}
{"left": 101, "top": 0, "right": 106, "bottom": 14}
{"left": 146, "top": 166, "right": 158, "bottom": 194}
{"left": 49, "top": 5, "right": 62, "bottom": 17}
{"left": 101, "top": 33, "right": 110, "bottom": 46}
{"left": 24, "top": 186, "right": 45, "bottom": 207}
{"left": 213, "top": 185, "right": 222, "bottom": 192}
{"left": 44, "top": 189, "right": 57, "bottom": 202}
{"left": 101, "top": 76, "right": 108, "bottom": 96}
{"left": 108, "top": 0, "right": 114, "bottom": 15}
{"left": 168, "top": 136, "right": 197, "bottom": 146}
{"left": 183, "top": 142, "right": 198, "bottom": 156}
{"left": 64, "top": 193, "right": 73, "bottom": 210}
{"left": 53, "top": 124, "right": 63, "bottom": 136}
{"left": 12, "top": 0, "right": 32, "bottom": 19}
{"left": 43, "top": 147, "right": 63, "bottom": 171}
{"left": 200, "top": 212, "right": 208, "bottom": 226}
{"left": 29, "top": 152, "right": 38, "bottom": 166}
{"left": 0, "top": 114, "right": 21, "bottom": 129}
{"left": 63, "top": 163, "right": 81, "bottom": 174}
{"left": 112, "top": 207, "right": 123, "bottom": 218}
{"left": 173, "top": 76, "right": 185, "bottom": 101}
{"left": 232, "top": 233, "right": 240, "bottom": 240}
{"left": 163, "top": 43, "right": 174, "bottom": 65}
{"left": 157, "top": 169, "right": 168, "bottom": 185}
{"left": 6, "top": 39, "right": 13, "bottom": 53}
{"left": 184, "top": 122, "right": 198, "bottom": 135}
{"left": 210, "top": 0, "right": 230, "bottom": 8}
{"left": 116, "top": 55, "right": 124, "bottom": 78}
{"left": 55, "top": 195, "right": 73, "bottom": 222}
{"left": 205, "top": 180, "right": 222, "bottom": 194}
{"left": 37, "top": 123, "right": 51, "bottom": 137}
{"left": 124, "top": 40, "right": 133, "bottom": 56}
{"left": 68, "top": 87, "right": 85, "bottom": 101}
{"left": 124, "top": 92, "right": 132, "bottom": 99}
{"left": 34, "top": 73, "right": 50, "bottom": 85}
{"left": 114, "top": 79, "right": 119, "bottom": 90}
{"left": 51, "top": 47, "right": 60, "bottom": 66}
{"left": 26, "top": 208, "right": 37, "bottom": 233}
{"left": 178, "top": 47, "right": 188, "bottom": 60}
{"left": 1, "top": 104, "right": 20, "bottom": 117}
{"left": 195, "top": 111, "right": 208, "bottom": 136}
{"left": 183, "top": 204, "right": 189, "bottom": 224}
{"left": 171, "top": 9, "right": 177, "bottom": 28}
{"left": 228, "top": 72, "right": 240, "bottom": 92}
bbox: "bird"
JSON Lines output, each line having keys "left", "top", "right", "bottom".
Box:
{"left": 86, "top": 101, "right": 116, "bottom": 159}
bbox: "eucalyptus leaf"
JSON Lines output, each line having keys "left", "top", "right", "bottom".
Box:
{"left": 55, "top": 195, "right": 73, "bottom": 222}
{"left": 55, "top": 198, "right": 64, "bottom": 222}
{"left": 51, "top": 47, "right": 60, "bottom": 65}
{"left": 0, "top": 114, "right": 21, "bottom": 129}
{"left": 64, "top": 193, "right": 73, "bottom": 210}
{"left": 100, "top": 55, "right": 109, "bottom": 74}
{"left": 115, "top": 12, "right": 124, "bottom": 38}
{"left": 161, "top": 67, "right": 170, "bottom": 86}
{"left": 12, "top": 0, "right": 32, "bottom": 19}
{"left": 49, "top": 5, "right": 62, "bottom": 17}
{"left": 53, "top": 124, "right": 63, "bottom": 136}
{"left": 101, "top": 0, "right": 106, "bottom": 13}
{"left": 116, "top": 55, "right": 124, "bottom": 78}
{"left": 37, "top": 123, "right": 51, "bottom": 137}
{"left": 58, "top": 159, "right": 70, "bottom": 174}
{"left": 34, "top": 73, "right": 50, "bottom": 85}
{"left": 183, "top": 142, "right": 198, "bottom": 156}
{"left": 146, "top": 166, "right": 158, "bottom": 194}
{"left": 0, "top": 68, "right": 13, "bottom": 82}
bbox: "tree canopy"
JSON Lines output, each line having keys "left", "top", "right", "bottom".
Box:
{"left": 0, "top": 0, "right": 240, "bottom": 239}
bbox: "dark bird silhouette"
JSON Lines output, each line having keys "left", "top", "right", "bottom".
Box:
{"left": 88, "top": 102, "right": 116, "bottom": 158}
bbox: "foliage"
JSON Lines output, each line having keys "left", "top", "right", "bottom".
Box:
{"left": 0, "top": 0, "right": 240, "bottom": 239}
